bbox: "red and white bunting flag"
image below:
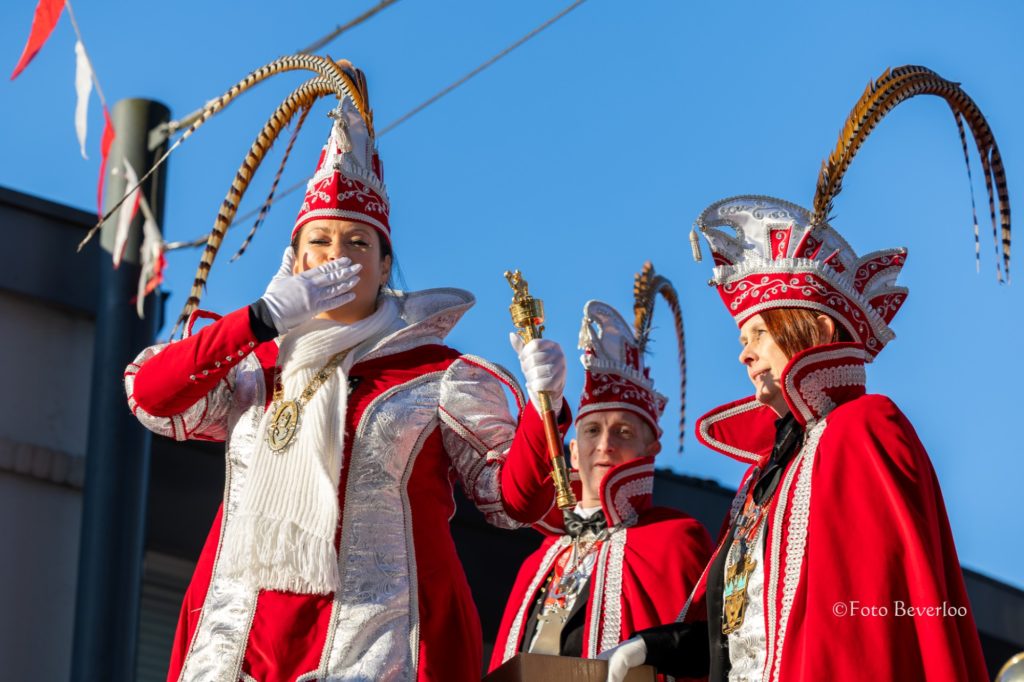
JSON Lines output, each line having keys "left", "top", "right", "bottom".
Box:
{"left": 10, "top": 0, "right": 65, "bottom": 80}
{"left": 97, "top": 108, "right": 115, "bottom": 219}
{"left": 73, "top": 40, "right": 93, "bottom": 159}
{"left": 135, "top": 197, "right": 165, "bottom": 318}
{"left": 112, "top": 159, "right": 142, "bottom": 268}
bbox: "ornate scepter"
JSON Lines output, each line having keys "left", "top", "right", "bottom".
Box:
{"left": 504, "top": 270, "right": 577, "bottom": 511}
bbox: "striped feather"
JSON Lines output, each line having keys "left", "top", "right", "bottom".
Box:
{"left": 172, "top": 59, "right": 370, "bottom": 336}
{"left": 80, "top": 55, "right": 364, "bottom": 251}
{"left": 633, "top": 261, "right": 687, "bottom": 454}
{"left": 814, "top": 66, "right": 931, "bottom": 220}
{"left": 813, "top": 65, "right": 1011, "bottom": 281}
{"left": 231, "top": 102, "right": 314, "bottom": 262}
{"left": 953, "top": 111, "right": 983, "bottom": 274}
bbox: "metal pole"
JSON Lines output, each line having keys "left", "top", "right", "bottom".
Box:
{"left": 71, "top": 98, "right": 170, "bottom": 682}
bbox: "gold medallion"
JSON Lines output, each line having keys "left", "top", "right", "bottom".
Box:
{"left": 266, "top": 399, "right": 301, "bottom": 452}
{"left": 722, "top": 553, "right": 757, "bottom": 635}
{"left": 265, "top": 348, "right": 349, "bottom": 454}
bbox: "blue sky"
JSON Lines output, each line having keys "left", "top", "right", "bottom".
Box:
{"left": 2, "top": 0, "right": 1022, "bottom": 590}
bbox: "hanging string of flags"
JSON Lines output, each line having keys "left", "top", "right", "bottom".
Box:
{"left": 11, "top": 0, "right": 203, "bottom": 317}
{"left": 80, "top": 0, "right": 406, "bottom": 261}
{"left": 64, "top": 2, "right": 119, "bottom": 225}
{"left": 11, "top": 0, "right": 587, "bottom": 319}
{"left": 11, "top": 0, "right": 396, "bottom": 318}
{"left": 63, "top": 0, "right": 404, "bottom": 320}
{"left": 12, "top": 0, "right": 118, "bottom": 221}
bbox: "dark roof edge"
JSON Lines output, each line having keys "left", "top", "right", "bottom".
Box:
{"left": 0, "top": 186, "right": 94, "bottom": 230}
{"left": 653, "top": 466, "right": 737, "bottom": 495}
{"left": 0, "top": 185, "right": 100, "bottom": 317}
{"left": 964, "top": 566, "right": 1024, "bottom": 599}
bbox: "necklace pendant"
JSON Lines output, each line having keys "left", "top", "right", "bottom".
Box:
{"left": 537, "top": 604, "right": 571, "bottom": 626}
{"left": 554, "top": 573, "right": 581, "bottom": 598}
{"left": 266, "top": 399, "right": 301, "bottom": 452}
{"left": 722, "top": 553, "right": 757, "bottom": 635}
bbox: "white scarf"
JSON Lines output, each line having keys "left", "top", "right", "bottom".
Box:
{"left": 220, "top": 297, "right": 400, "bottom": 593}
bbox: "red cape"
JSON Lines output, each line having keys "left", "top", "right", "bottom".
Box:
{"left": 683, "top": 343, "right": 988, "bottom": 681}
{"left": 491, "top": 457, "right": 712, "bottom": 671}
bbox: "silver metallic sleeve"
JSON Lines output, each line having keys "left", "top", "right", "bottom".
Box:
{"left": 438, "top": 354, "right": 526, "bottom": 530}
{"left": 124, "top": 342, "right": 247, "bottom": 442}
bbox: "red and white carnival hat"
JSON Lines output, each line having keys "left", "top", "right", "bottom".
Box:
{"left": 692, "top": 66, "right": 1012, "bottom": 360}
{"left": 576, "top": 300, "right": 668, "bottom": 438}
{"left": 694, "top": 195, "right": 907, "bottom": 358}
{"left": 292, "top": 92, "right": 390, "bottom": 244}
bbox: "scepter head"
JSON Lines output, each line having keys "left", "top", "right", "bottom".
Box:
{"left": 504, "top": 269, "right": 545, "bottom": 343}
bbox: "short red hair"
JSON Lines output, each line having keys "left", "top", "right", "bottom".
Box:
{"left": 760, "top": 308, "right": 851, "bottom": 359}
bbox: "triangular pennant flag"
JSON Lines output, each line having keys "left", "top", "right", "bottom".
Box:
{"left": 11, "top": 0, "right": 65, "bottom": 80}
{"left": 73, "top": 40, "right": 93, "bottom": 159}
{"left": 112, "top": 159, "right": 142, "bottom": 268}
{"left": 146, "top": 251, "right": 166, "bottom": 297}
{"left": 135, "top": 201, "right": 164, "bottom": 318}
{"left": 96, "top": 108, "right": 115, "bottom": 219}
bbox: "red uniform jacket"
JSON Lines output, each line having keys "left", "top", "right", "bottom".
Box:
{"left": 490, "top": 457, "right": 712, "bottom": 667}
{"left": 125, "top": 290, "right": 563, "bottom": 682}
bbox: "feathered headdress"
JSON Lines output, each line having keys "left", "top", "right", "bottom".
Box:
{"left": 292, "top": 68, "right": 389, "bottom": 244}
{"left": 577, "top": 262, "right": 687, "bottom": 452}
{"left": 692, "top": 65, "right": 1010, "bottom": 359}
{"left": 94, "top": 55, "right": 378, "bottom": 337}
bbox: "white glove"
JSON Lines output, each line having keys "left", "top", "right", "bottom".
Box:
{"left": 260, "top": 248, "right": 361, "bottom": 333}
{"left": 598, "top": 636, "right": 647, "bottom": 682}
{"left": 269, "top": 245, "right": 295, "bottom": 285}
{"left": 509, "top": 333, "right": 566, "bottom": 412}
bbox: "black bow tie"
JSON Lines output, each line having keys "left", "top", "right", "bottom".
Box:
{"left": 563, "top": 509, "right": 608, "bottom": 538}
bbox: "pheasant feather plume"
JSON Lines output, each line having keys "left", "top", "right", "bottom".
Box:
{"left": 813, "top": 65, "right": 1010, "bottom": 281}
{"left": 633, "top": 262, "right": 687, "bottom": 454}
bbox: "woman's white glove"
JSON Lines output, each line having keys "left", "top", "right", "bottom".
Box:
{"left": 267, "top": 245, "right": 296, "bottom": 286}
{"left": 598, "top": 636, "right": 648, "bottom": 682}
{"left": 509, "top": 333, "right": 566, "bottom": 412}
{"left": 260, "top": 248, "right": 361, "bottom": 334}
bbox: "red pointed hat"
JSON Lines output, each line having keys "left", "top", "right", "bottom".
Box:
{"left": 575, "top": 262, "right": 688, "bottom": 450}
{"left": 293, "top": 85, "right": 390, "bottom": 244}
{"left": 577, "top": 300, "right": 667, "bottom": 437}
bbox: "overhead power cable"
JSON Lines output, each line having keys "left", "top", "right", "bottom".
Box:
{"left": 377, "top": 0, "right": 586, "bottom": 135}
{"left": 158, "top": 0, "right": 401, "bottom": 139}
{"left": 163, "top": 0, "right": 589, "bottom": 252}
{"left": 299, "top": 0, "right": 402, "bottom": 54}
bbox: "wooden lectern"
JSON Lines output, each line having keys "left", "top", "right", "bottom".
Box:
{"left": 483, "top": 653, "right": 656, "bottom": 682}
